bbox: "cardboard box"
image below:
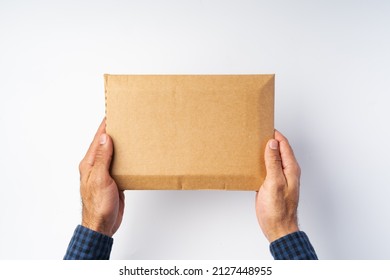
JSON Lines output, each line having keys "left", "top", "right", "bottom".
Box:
{"left": 105, "top": 74, "right": 274, "bottom": 191}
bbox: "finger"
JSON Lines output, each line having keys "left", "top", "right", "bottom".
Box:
{"left": 274, "top": 130, "right": 299, "bottom": 169}
{"left": 93, "top": 133, "right": 114, "bottom": 172}
{"left": 119, "top": 191, "right": 125, "bottom": 213}
{"left": 263, "top": 137, "right": 283, "bottom": 180}
{"left": 83, "top": 118, "right": 107, "bottom": 166}
{"left": 274, "top": 130, "right": 301, "bottom": 181}
{"left": 119, "top": 190, "right": 125, "bottom": 203}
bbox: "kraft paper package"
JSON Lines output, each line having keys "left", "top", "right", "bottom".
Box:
{"left": 105, "top": 74, "right": 274, "bottom": 191}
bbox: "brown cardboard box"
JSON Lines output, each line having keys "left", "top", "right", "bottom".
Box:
{"left": 105, "top": 74, "right": 274, "bottom": 191}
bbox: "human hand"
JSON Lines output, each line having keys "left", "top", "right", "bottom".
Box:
{"left": 78, "top": 119, "right": 125, "bottom": 237}
{"left": 255, "top": 130, "right": 300, "bottom": 243}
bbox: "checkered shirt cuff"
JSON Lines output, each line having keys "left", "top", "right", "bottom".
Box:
{"left": 270, "top": 231, "right": 318, "bottom": 260}
{"left": 64, "top": 225, "right": 113, "bottom": 260}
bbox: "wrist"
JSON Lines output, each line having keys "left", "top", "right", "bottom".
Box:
{"left": 82, "top": 218, "right": 112, "bottom": 237}
{"left": 266, "top": 225, "right": 299, "bottom": 243}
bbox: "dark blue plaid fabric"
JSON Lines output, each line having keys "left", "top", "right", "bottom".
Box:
{"left": 270, "top": 231, "right": 318, "bottom": 260}
{"left": 64, "top": 225, "right": 113, "bottom": 260}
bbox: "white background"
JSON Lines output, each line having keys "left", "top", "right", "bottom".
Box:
{"left": 1, "top": 0, "right": 389, "bottom": 260}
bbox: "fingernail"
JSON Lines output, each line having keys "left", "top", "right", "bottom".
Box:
{"left": 99, "top": 134, "right": 107, "bottom": 145}
{"left": 269, "top": 139, "right": 279, "bottom": 150}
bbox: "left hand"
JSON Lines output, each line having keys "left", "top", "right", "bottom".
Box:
{"left": 78, "top": 119, "right": 125, "bottom": 237}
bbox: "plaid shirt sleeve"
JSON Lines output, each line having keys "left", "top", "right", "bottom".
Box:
{"left": 270, "top": 231, "right": 318, "bottom": 260}
{"left": 63, "top": 225, "right": 113, "bottom": 260}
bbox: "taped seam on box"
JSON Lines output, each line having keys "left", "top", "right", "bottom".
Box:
{"left": 112, "top": 175, "right": 260, "bottom": 191}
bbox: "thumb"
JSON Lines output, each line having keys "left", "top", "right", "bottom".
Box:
{"left": 93, "top": 133, "right": 113, "bottom": 171}
{"left": 264, "top": 139, "right": 283, "bottom": 179}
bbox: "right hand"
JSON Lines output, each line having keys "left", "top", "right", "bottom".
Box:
{"left": 255, "top": 130, "right": 301, "bottom": 243}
